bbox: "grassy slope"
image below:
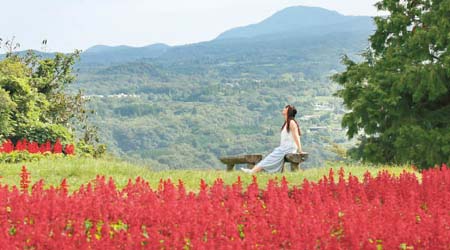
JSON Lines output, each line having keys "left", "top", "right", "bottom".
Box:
{"left": 0, "top": 157, "right": 416, "bottom": 192}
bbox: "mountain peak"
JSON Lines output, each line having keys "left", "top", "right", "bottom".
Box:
{"left": 216, "top": 5, "right": 371, "bottom": 40}
{"left": 269, "top": 5, "right": 343, "bottom": 18}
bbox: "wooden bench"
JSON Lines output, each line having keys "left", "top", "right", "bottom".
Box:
{"left": 219, "top": 154, "right": 263, "bottom": 171}
{"left": 219, "top": 152, "right": 308, "bottom": 172}
{"left": 282, "top": 152, "right": 309, "bottom": 172}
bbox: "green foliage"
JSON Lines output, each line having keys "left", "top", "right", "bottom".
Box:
{"left": 14, "top": 123, "right": 73, "bottom": 145}
{"left": 76, "top": 140, "right": 107, "bottom": 158}
{"left": 0, "top": 43, "right": 105, "bottom": 156}
{"left": 0, "top": 51, "right": 76, "bottom": 143}
{"left": 0, "top": 151, "right": 45, "bottom": 163}
{"left": 0, "top": 88, "right": 16, "bottom": 140}
{"left": 333, "top": 0, "right": 450, "bottom": 169}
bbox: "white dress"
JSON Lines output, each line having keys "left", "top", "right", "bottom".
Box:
{"left": 257, "top": 126, "right": 298, "bottom": 173}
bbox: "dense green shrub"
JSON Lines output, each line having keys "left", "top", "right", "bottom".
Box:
{"left": 0, "top": 41, "right": 105, "bottom": 159}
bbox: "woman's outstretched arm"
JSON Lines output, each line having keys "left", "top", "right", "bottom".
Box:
{"left": 290, "top": 120, "right": 303, "bottom": 153}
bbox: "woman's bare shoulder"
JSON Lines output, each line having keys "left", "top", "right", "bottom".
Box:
{"left": 289, "top": 120, "right": 299, "bottom": 129}
{"left": 289, "top": 120, "right": 298, "bottom": 126}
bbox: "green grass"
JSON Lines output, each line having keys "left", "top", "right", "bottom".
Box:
{"left": 0, "top": 157, "right": 417, "bottom": 192}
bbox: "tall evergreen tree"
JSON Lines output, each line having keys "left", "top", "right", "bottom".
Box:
{"left": 333, "top": 0, "right": 450, "bottom": 169}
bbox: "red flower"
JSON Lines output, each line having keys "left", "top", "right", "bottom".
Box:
{"left": 0, "top": 165, "right": 449, "bottom": 248}
{"left": 28, "top": 141, "right": 40, "bottom": 154}
{"left": 20, "top": 165, "right": 31, "bottom": 192}
{"left": 1, "top": 139, "right": 14, "bottom": 153}
{"left": 64, "top": 144, "right": 75, "bottom": 155}
{"left": 39, "top": 140, "right": 52, "bottom": 153}
{"left": 53, "top": 139, "right": 63, "bottom": 154}
{"left": 15, "top": 139, "right": 28, "bottom": 151}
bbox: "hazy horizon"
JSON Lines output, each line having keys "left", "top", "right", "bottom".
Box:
{"left": 1, "top": 0, "right": 382, "bottom": 53}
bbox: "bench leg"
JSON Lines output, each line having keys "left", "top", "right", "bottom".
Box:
{"left": 281, "top": 162, "right": 286, "bottom": 173}
{"left": 227, "top": 164, "right": 235, "bottom": 171}
{"left": 291, "top": 163, "right": 300, "bottom": 172}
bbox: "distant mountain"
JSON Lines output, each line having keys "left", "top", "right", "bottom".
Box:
{"left": 216, "top": 6, "right": 373, "bottom": 40}
{"left": 3, "top": 6, "right": 374, "bottom": 69}
{"left": 84, "top": 43, "right": 169, "bottom": 54}
{"left": 119, "top": 6, "right": 374, "bottom": 80}
{"left": 76, "top": 6, "right": 374, "bottom": 70}
{"left": 80, "top": 43, "right": 170, "bottom": 65}
{"left": 0, "top": 44, "right": 170, "bottom": 65}
{"left": 0, "top": 49, "right": 55, "bottom": 60}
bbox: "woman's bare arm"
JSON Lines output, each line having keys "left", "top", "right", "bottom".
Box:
{"left": 290, "top": 120, "right": 303, "bottom": 153}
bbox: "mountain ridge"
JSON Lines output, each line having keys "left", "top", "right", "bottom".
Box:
{"left": 216, "top": 6, "right": 372, "bottom": 40}
{"left": 84, "top": 43, "right": 170, "bottom": 54}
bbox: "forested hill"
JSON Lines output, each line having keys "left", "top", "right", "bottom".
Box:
{"left": 5, "top": 6, "right": 375, "bottom": 169}
{"left": 80, "top": 43, "right": 170, "bottom": 65}
{"left": 76, "top": 6, "right": 374, "bottom": 72}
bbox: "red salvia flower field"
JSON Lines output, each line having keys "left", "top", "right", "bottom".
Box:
{"left": 0, "top": 139, "right": 75, "bottom": 155}
{"left": 0, "top": 165, "right": 449, "bottom": 249}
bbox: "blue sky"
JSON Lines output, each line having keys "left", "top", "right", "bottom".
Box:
{"left": 0, "top": 0, "right": 381, "bottom": 52}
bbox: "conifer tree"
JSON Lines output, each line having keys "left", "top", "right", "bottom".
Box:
{"left": 333, "top": 0, "right": 450, "bottom": 169}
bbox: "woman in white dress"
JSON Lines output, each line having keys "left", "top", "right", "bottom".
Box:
{"left": 241, "top": 105, "right": 303, "bottom": 174}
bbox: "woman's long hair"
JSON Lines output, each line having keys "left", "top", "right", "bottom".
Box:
{"left": 282, "top": 105, "right": 302, "bottom": 136}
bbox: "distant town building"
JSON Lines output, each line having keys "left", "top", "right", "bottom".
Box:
{"left": 313, "top": 104, "right": 334, "bottom": 111}
{"left": 299, "top": 115, "right": 321, "bottom": 121}
{"left": 308, "top": 126, "right": 328, "bottom": 132}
